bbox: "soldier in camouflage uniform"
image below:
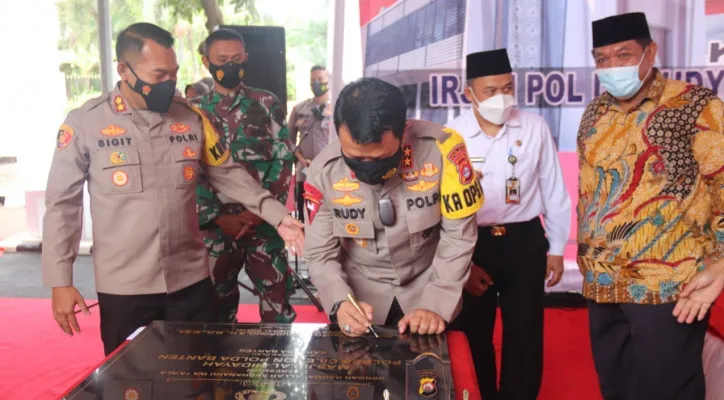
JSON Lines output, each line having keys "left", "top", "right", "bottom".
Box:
{"left": 193, "top": 28, "right": 296, "bottom": 323}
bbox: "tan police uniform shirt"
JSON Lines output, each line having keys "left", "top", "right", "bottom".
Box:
{"left": 42, "top": 84, "right": 290, "bottom": 295}
{"left": 303, "top": 120, "right": 484, "bottom": 324}
{"left": 288, "top": 99, "right": 335, "bottom": 182}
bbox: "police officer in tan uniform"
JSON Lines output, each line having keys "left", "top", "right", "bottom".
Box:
{"left": 304, "top": 78, "right": 483, "bottom": 337}
{"left": 42, "top": 23, "right": 304, "bottom": 355}
{"left": 288, "top": 65, "right": 335, "bottom": 223}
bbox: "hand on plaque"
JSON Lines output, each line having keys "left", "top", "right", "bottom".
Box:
{"left": 398, "top": 309, "right": 446, "bottom": 335}
{"left": 338, "top": 300, "right": 374, "bottom": 337}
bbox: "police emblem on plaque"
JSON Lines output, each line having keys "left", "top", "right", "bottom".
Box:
{"left": 406, "top": 351, "right": 451, "bottom": 399}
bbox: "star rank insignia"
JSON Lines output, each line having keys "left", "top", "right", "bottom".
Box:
{"left": 114, "top": 96, "right": 127, "bottom": 113}
{"left": 402, "top": 144, "right": 413, "bottom": 169}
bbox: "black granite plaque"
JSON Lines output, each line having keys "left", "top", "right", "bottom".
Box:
{"left": 63, "top": 321, "right": 455, "bottom": 400}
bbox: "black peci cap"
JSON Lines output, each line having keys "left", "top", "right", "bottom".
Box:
{"left": 592, "top": 12, "right": 651, "bottom": 48}
{"left": 466, "top": 49, "right": 513, "bottom": 80}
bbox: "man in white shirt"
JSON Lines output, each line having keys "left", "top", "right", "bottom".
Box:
{"left": 447, "top": 48, "right": 571, "bottom": 400}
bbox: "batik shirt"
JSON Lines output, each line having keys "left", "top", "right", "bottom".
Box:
{"left": 577, "top": 70, "right": 724, "bottom": 304}
{"left": 192, "top": 84, "right": 293, "bottom": 228}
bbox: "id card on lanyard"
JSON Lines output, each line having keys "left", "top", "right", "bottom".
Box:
{"left": 506, "top": 147, "right": 521, "bottom": 205}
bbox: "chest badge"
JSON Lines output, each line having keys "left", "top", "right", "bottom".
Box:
{"left": 110, "top": 151, "right": 128, "bottom": 165}
{"left": 101, "top": 124, "right": 126, "bottom": 136}
{"left": 407, "top": 180, "right": 438, "bottom": 192}
{"left": 333, "top": 193, "right": 363, "bottom": 207}
{"left": 333, "top": 178, "right": 360, "bottom": 192}
{"left": 420, "top": 163, "right": 439, "bottom": 178}
{"left": 402, "top": 170, "right": 419, "bottom": 182}
{"left": 170, "top": 123, "right": 190, "bottom": 134}
{"left": 183, "top": 165, "right": 195, "bottom": 182}
{"left": 345, "top": 223, "right": 360, "bottom": 236}
{"left": 112, "top": 170, "right": 129, "bottom": 187}
{"left": 183, "top": 146, "right": 198, "bottom": 159}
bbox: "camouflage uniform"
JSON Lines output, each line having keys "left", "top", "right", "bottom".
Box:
{"left": 192, "top": 84, "right": 296, "bottom": 323}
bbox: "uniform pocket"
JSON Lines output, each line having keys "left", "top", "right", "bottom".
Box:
{"left": 170, "top": 143, "right": 202, "bottom": 189}
{"left": 95, "top": 147, "right": 143, "bottom": 194}
{"left": 333, "top": 219, "right": 377, "bottom": 254}
{"left": 406, "top": 210, "right": 440, "bottom": 248}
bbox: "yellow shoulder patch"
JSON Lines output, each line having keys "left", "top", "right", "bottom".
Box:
{"left": 435, "top": 127, "right": 484, "bottom": 219}
{"left": 188, "top": 105, "right": 230, "bottom": 166}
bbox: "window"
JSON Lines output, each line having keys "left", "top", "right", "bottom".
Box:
{"left": 413, "top": 9, "right": 425, "bottom": 49}
{"left": 432, "top": 0, "right": 447, "bottom": 42}
{"left": 363, "top": 0, "right": 466, "bottom": 67}
{"left": 422, "top": 3, "right": 436, "bottom": 46}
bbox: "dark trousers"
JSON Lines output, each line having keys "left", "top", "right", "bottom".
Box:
{"left": 97, "top": 278, "right": 213, "bottom": 355}
{"left": 450, "top": 218, "right": 548, "bottom": 400}
{"left": 385, "top": 297, "right": 405, "bottom": 326}
{"left": 588, "top": 301, "right": 708, "bottom": 400}
{"left": 296, "top": 181, "right": 305, "bottom": 223}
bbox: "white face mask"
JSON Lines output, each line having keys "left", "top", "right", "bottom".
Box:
{"left": 471, "top": 93, "right": 515, "bottom": 125}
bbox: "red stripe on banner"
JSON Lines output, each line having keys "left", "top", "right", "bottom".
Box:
{"left": 706, "top": 0, "right": 724, "bottom": 15}
{"left": 359, "top": 0, "right": 399, "bottom": 26}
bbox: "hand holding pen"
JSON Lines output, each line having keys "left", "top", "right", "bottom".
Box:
{"left": 336, "top": 293, "right": 379, "bottom": 337}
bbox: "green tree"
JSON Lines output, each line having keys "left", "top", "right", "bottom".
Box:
{"left": 155, "top": 0, "right": 259, "bottom": 33}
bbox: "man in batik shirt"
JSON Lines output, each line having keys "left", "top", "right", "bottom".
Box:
{"left": 578, "top": 12, "right": 724, "bottom": 399}
{"left": 193, "top": 28, "right": 295, "bottom": 323}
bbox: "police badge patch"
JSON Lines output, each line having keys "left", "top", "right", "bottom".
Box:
{"left": 446, "top": 144, "right": 474, "bottom": 185}
{"left": 56, "top": 124, "right": 74, "bottom": 151}
{"left": 303, "top": 182, "right": 323, "bottom": 223}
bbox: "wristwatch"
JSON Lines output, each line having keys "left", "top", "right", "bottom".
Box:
{"left": 329, "top": 301, "right": 343, "bottom": 323}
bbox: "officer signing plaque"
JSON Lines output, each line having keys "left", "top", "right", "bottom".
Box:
{"left": 63, "top": 321, "right": 455, "bottom": 399}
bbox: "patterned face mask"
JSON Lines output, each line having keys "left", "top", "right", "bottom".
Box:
{"left": 210, "top": 61, "right": 246, "bottom": 89}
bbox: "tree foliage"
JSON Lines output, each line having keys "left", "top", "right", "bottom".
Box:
{"left": 155, "top": 0, "right": 259, "bottom": 32}
{"left": 56, "top": 0, "right": 328, "bottom": 109}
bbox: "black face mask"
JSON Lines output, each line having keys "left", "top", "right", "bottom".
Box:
{"left": 210, "top": 61, "right": 246, "bottom": 89}
{"left": 343, "top": 147, "right": 403, "bottom": 185}
{"left": 125, "top": 63, "right": 176, "bottom": 114}
{"left": 311, "top": 81, "right": 328, "bottom": 97}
